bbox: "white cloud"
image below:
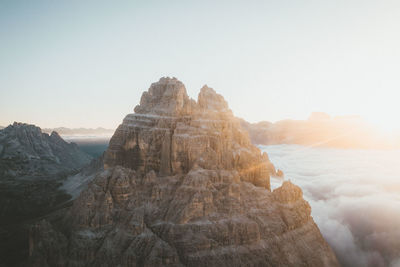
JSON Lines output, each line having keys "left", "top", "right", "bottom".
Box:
{"left": 262, "top": 144, "right": 400, "bottom": 267}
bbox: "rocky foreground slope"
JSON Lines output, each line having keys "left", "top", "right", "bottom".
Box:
{"left": 29, "top": 77, "right": 339, "bottom": 266}
{"left": 0, "top": 122, "right": 93, "bottom": 224}
{"left": 0, "top": 123, "right": 92, "bottom": 266}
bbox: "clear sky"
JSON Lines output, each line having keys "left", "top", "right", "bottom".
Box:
{"left": 1, "top": 0, "right": 400, "bottom": 130}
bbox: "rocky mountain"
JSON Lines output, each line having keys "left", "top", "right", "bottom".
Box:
{"left": 240, "top": 112, "right": 399, "bottom": 149}
{"left": 29, "top": 77, "right": 339, "bottom": 266}
{"left": 0, "top": 122, "right": 92, "bottom": 178}
{"left": 0, "top": 123, "right": 93, "bottom": 266}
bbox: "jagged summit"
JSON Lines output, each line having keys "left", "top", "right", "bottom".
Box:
{"left": 133, "top": 77, "right": 231, "bottom": 117}
{"left": 198, "top": 85, "right": 230, "bottom": 113}
{"left": 29, "top": 78, "right": 339, "bottom": 267}
{"left": 0, "top": 122, "right": 91, "bottom": 175}
{"left": 104, "top": 77, "right": 273, "bottom": 188}
{"left": 134, "top": 77, "right": 193, "bottom": 116}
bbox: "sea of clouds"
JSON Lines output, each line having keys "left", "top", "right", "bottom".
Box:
{"left": 261, "top": 144, "right": 400, "bottom": 267}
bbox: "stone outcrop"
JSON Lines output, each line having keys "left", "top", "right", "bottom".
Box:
{"left": 29, "top": 77, "right": 339, "bottom": 267}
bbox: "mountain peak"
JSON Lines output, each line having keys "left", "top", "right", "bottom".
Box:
{"left": 10, "top": 122, "right": 42, "bottom": 132}
{"left": 105, "top": 78, "right": 272, "bottom": 187}
{"left": 198, "top": 84, "right": 230, "bottom": 112}
{"left": 133, "top": 76, "right": 192, "bottom": 116}
{"left": 0, "top": 122, "right": 91, "bottom": 176}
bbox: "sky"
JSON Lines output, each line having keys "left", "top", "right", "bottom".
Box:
{"left": 1, "top": 0, "right": 400, "bottom": 130}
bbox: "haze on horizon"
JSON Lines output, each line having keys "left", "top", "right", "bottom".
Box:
{"left": 1, "top": 0, "right": 400, "bottom": 132}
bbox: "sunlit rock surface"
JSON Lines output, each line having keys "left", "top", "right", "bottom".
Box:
{"left": 104, "top": 78, "right": 273, "bottom": 188}
{"left": 29, "top": 77, "right": 339, "bottom": 267}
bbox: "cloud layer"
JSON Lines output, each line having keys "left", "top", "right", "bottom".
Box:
{"left": 262, "top": 145, "right": 400, "bottom": 267}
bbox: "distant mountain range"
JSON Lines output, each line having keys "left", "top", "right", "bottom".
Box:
{"left": 4, "top": 113, "right": 398, "bottom": 150}
{"left": 240, "top": 112, "right": 400, "bottom": 149}
{"left": 1, "top": 124, "right": 114, "bottom": 136}
{"left": 42, "top": 127, "right": 114, "bottom": 136}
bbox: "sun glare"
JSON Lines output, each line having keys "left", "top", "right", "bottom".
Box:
{"left": 367, "top": 115, "right": 400, "bottom": 136}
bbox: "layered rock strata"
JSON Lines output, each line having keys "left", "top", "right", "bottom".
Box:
{"left": 29, "top": 77, "right": 339, "bottom": 267}
{"left": 104, "top": 78, "right": 274, "bottom": 189}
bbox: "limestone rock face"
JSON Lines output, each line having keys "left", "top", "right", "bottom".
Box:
{"left": 273, "top": 181, "right": 303, "bottom": 204}
{"left": 134, "top": 77, "right": 194, "bottom": 116}
{"left": 29, "top": 78, "right": 339, "bottom": 267}
{"left": 104, "top": 77, "right": 274, "bottom": 189}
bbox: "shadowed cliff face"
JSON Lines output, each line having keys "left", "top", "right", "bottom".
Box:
{"left": 29, "top": 77, "right": 339, "bottom": 267}
{"left": 0, "top": 123, "right": 93, "bottom": 224}
{"left": 0, "top": 123, "right": 92, "bottom": 177}
{"left": 0, "top": 123, "right": 93, "bottom": 266}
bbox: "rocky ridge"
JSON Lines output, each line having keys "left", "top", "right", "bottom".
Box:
{"left": 0, "top": 122, "right": 92, "bottom": 178}
{"left": 0, "top": 123, "right": 93, "bottom": 266}
{"left": 29, "top": 77, "right": 339, "bottom": 266}
{"left": 0, "top": 122, "right": 93, "bottom": 225}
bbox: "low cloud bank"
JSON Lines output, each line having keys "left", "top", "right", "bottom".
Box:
{"left": 262, "top": 145, "right": 400, "bottom": 267}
